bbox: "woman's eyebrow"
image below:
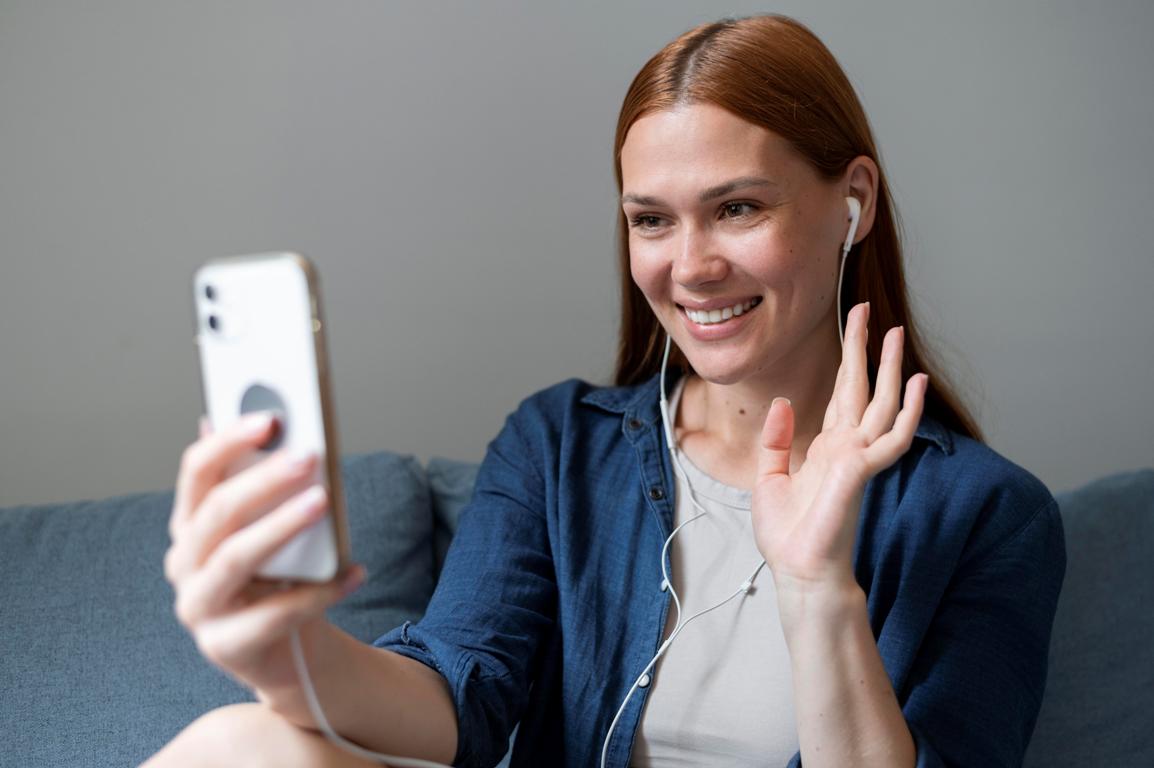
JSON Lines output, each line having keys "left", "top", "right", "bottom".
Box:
{"left": 621, "top": 176, "right": 777, "bottom": 207}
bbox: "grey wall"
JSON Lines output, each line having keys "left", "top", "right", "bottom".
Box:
{"left": 2, "top": 0, "right": 1151, "bottom": 506}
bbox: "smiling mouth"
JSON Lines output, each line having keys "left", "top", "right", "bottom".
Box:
{"left": 677, "top": 296, "right": 764, "bottom": 326}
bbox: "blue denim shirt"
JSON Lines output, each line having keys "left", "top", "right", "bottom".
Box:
{"left": 374, "top": 367, "right": 1066, "bottom": 767}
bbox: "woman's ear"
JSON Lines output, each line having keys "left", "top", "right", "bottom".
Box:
{"left": 844, "top": 156, "right": 879, "bottom": 245}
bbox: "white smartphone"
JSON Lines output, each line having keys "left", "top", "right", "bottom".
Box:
{"left": 192, "top": 252, "right": 351, "bottom": 583}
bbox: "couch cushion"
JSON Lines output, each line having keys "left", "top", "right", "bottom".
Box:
{"left": 0, "top": 451, "right": 434, "bottom": 768}
{"left": 1024, "top": 467, "right": 1154, "bottom": 766}
{"left": 426, "top": 456, "right": 481, "bottom": 578}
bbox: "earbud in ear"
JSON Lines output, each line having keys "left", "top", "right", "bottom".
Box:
{"left": 835, "top": 197, "right": 863, "bottom": 346}
{"left": 843, "top": 196, "right": 861, "bottom": 253}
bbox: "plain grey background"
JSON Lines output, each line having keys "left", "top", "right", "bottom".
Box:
{"left": 1, "top": 0, "right": 1151, "bottom": 506}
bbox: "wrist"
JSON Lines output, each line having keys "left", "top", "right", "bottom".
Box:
{"left": 259, "top": 617, "right": 338, "bottom": 729}
{"left": 774, "top": 574, "right": 866, "bottom": 639}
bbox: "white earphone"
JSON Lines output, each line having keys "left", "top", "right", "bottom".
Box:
{"left": 601, "top": 195, "right": 863, "bottom": 767}
{"left": 837, "top": 196, "right": 861, "bottom": 344}
{"left": 843, "top": 195, "right": 862, "bottom": 252}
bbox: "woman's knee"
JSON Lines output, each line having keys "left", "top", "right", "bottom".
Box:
{"left": 144, "top": 702, "right": 368, "bottom": 768}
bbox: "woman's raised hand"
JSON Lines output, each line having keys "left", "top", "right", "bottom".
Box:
{"left": 750, "top": 302, "right": 928, "bottom": 599}
{"left": 163, "top": 413, "right": 364, "bottom": 696}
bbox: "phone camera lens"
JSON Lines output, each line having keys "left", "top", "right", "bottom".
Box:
{"left": 207, "top": 314, "right": 220, "bottom": 332}
{"left": 204, "top": 284, "right": 216, "bottom": 301}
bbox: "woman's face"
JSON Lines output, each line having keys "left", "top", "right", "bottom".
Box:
{"left": 621, "top": 102, "right": 850, "bottom": 386}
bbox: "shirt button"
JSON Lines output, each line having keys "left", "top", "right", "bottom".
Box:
{"left": 628, "top": 418, "right": 643, "bottom": 430}
{"left": 638, "top": 673, "right": 652, "bottom": 688}
{"left": 648, "top": 486, "right": 665, "bottom": 501}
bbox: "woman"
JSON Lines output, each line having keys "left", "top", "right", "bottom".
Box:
{"left": 147, "top": 14, "right": 1065, "bottom": 768}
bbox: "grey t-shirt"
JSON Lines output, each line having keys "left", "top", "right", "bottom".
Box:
{"left": 630, "top": 374, "right": 799, "bottom": 766}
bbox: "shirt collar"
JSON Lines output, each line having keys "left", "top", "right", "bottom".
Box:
{"left": 579, "top": 366, "right": 954, "bottom": 455}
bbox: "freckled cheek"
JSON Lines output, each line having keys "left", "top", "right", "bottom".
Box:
{"left": 732, "top": 231, "right": 804, "bottom": 282}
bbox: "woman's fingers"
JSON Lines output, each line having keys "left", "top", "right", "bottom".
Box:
{"left": 170, "top": 450, "right": 318, "bottom": 582}
{"left": 757, "top": 397, "right": 795, "bottom": 480}
{"left": 835, "top": 302, "right": 870, "bottom": 425}
{"left": 859, "top": 325, "right": 905, "bottom": 441}
{"left": 865, "top": 373, "right": 928, "bottom": 469}
{"left": 171, "top": 412, "right": 279, "bottom": 537}
{"left": 174, "top": 484, "right": 330, "bottom": 627}
{"left": 823, "top": 302, "right": 870, "bottom": 431}
{"left": 191, "top": 571, "right": 363, "bottom": 673}
{"left": 821, "top": 385, "right": 839, "bottom": 433}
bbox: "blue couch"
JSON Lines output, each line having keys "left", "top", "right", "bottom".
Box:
{"left": 1, "top": 454, "right": 1150, "bottom": 767}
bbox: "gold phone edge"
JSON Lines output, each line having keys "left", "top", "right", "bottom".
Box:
{"left": 295, "top": 253, "right": 354, "bottom": 582}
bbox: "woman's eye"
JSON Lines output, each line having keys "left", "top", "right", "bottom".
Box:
{"left": 630, "top": 214, "right": 664, "bottom": 230}
{"left": 721, "top": 202, "right": 758, "bottom": 219}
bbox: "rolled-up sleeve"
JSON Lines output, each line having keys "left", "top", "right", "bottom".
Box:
{"left": 374, "top": 404, "right": 556, "bottom": 768}
{"left": 901, "top": 497, "right": 1067, "bottom": 767}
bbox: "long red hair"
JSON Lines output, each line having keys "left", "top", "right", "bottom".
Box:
{"left": 611, "top": 14, "right": 983, "bottom": 443}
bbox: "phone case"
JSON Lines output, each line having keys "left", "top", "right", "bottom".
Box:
{"left": 192, "top": 252, "right": 350, "bottom": 582}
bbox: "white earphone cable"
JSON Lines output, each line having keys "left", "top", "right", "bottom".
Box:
{"left": 836, "top": 240, "right": 850, "bottom": 345}
{"left": 599, "top": 336, "right": 769, "bottom": 768}
{"left": 838, "top": 195, "right": 859, "bottom": 345}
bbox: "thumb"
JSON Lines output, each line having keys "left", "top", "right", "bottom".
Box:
{"left": 757, "top": 397, "right": 794, "bottom": 480}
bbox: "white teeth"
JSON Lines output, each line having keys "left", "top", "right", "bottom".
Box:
{"left": 685, "top": 297, "right": 762, "bottom": 325}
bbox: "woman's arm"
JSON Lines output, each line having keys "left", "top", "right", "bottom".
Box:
{"left": 258, "top": 390, "right": 560, "bottom": 768}
{"left": 779, "top": 581, "right": 914, "bottom": 768}
{"left": 256, "top": 617, "right": 458, "bottom": 764}
{"left": 373, "top": 400, "right": 558, "bottom": 768}
{"left": 778, "top": 494, "right": 1066, "bottom": 768}
{"left": 751, "top": 304, "right": 924, "bottom": 765}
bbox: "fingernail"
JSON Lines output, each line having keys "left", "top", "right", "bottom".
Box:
{"left": 772, "top": 397, "right": 792, "bottom": 408}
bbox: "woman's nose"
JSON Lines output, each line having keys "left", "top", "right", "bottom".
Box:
{"left": 671, "top": 226, "right": 728, "bottom": 286}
